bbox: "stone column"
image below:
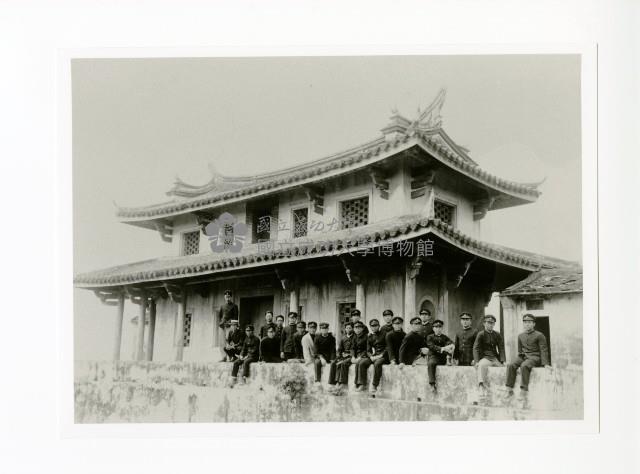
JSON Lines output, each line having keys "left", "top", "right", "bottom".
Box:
{"left": 145, "top": 298, "right": 156, "bottom": 362}
{"left": 439, "top": 267, "right": 449, "bottom": 332}
{"left": 289, "top": 288, "right": 299, "bottom": 316}
{"left": 112, "top": 293, "right": 125, "bottom": 361}
{"left": 404, "top": 262, "right": 419, "bottom": 331}
{"left": 500, "top": 296, "right": 519, "bottom": 361}
{"left": 135, "top": 292, "right": 147, "bottom": 361}
{"left": 175, "top": 293, "right": 186, "bottom": 362}
{"left": 355, "top": 281, "right": 366, "bottom": 320}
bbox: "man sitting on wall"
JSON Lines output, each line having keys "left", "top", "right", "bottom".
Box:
{"left": 230, "top": 324, "right": 261, "bottom": 386}
{"left": 351, "top": 321, "right": 369, "bottom": 392}
{"left": 259, "top": 310, "right": 275, "bottom": 339}
{"left": 292, "top": 321, "right": 307, "bottom": 362}
{"left": 354, "top": 319, "right": 385, "bottom": 392}
{"left": 259, "top": 325, "right": 282, "bottom": 363}
{"left": 217, "top": 290, "right": 239, "bottom": 362}
{"left": 504, "top": 314, "right": 551, "bottom": 402}
{"left": 399, "top": 317, "right": 429, "bottom": 367}
{"left": 313, "top": 323, "right": 336, "bottom": 385}
{"left": 418, "top": 308, "right": 434, "bottom": 341}
{"left": 379, "top": 309, "right": 394, "bottom": 338}
{"left": 426, "top": 320, "right": 455, "bottom": 393}
{"left": 280, "top": 312, "right": 299, "bottom": 361}
{"left": 454, "top": 312, "right": 479, "bottom": 367}
{"left": 274, "top": 314, "right": 285, "bottom": 340}
{"left": 223, "top": 320, "right": 245, "bottom": 362}
{"left": 301, "top": 321, "right": 318, "bottom": 369}
{"left": 370, "top": 316, "right": 405, "bottom": 397}
{"left": 473, "top": 314, "right": 506, "bottom": 402}
{"left": 329, "top": 321, "right": 355, "bottom": 395}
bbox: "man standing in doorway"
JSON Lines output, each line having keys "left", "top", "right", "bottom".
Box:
{"left": 280, "top": 311, "right": 299, "bottom": 361}
{"left": 217, "top": 289, "right": 239, "bottom": 362}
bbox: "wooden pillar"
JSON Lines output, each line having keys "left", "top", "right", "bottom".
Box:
{"left": 112, "top": 293, "right": 125, "bottom": 361}
{"left": 145, "top": 298, "right": 156, "bottom": 362}
{"left": 500, "top": 296, "right": 519, "bottom": 361}
{"left": 135, "top": 292, "right": 147, "bottom": 361}
{"left": 289, "top": 288, "right": 299, "bottom": 316}
{"left": 175, "top": 293, "right": 186, "bottom": 362}
{"left": 439, "top": 267, "right": 449, "bottom": 333}
{"left": 355, "top": 281, "right": 365, "bottom": 320}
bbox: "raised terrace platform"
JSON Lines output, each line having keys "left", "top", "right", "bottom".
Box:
{"left": 74, "top": 361, "right": 583, "bottom": 423}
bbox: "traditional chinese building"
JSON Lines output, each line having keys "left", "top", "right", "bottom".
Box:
{"left": 74, "top": 90, "right": 582, "bottom": 364}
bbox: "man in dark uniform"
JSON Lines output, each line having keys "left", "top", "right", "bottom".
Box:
{"left": 453, "top": 312, "right": 478, "bottom": 366}
{"left": 379, "top": 309, "right": 394, "bottom": 338}
{"left": 349, "top": 309, "right": 368, "bottom": 335}
{"left": 313, "top": 322, "right": 336, "bottom": 384}
{"left": 417, "top": 308, "right": 434, "bottom": 341}
{"left": 399, "top": 317, "right": 429, "bottom": 366}
{"left": 354, "top": 319, "right": 386, "bottom": 392}
{"left": 259, "top": 310, "right": 275, "bottom": 339}
{"left": 370, "top": 316, "right": 405, "bottom": 396}
{"left": 279, "top": 311, "right": 299, "bottom": 361}
{"left": 229, "top": 324, "right": 260, "bottom": 386}
{"left": 292, "top": 321, "right": 307, "bottom": 361}
{"left": 274, "top": 314, "right": 285, "bottom": 340}
{"left": 505, "top": 314, "right": 550, "bottom": 401}
{"left": 259, "top": 325, "right": 282, "bottom": 363}
{"left": 352, "top": 320, "right": 371, "bottom": 391}
{"left": 223, "top": 320, "right": 245, "bottom": 361}
{"left": 426, "top": 320, "right": 455, "bottom": 393}
{"left": 329, "top": 321, "right": 355, "bottom": 394}
{"left": 217, "top": 290, "right": 239, "bottom": 361}
{"left": 473, "top": 314, "right": 506, "bottom": 397}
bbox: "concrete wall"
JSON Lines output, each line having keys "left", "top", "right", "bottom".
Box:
{"left": 501, "top": 293, "right": 583, "bottom": 366}
{"left": 74, "top": 360, "right": 583, "bottom": 423}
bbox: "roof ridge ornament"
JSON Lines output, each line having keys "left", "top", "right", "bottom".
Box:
{"left": 409, "top": 87, "right": 446, "bottom": 132}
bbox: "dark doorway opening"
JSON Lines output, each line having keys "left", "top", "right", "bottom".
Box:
{"left": 239, "top": 295, "right": 274, "bottom": 332}
{"left": 534, "top": 316, "right": 551, "bottom": 365}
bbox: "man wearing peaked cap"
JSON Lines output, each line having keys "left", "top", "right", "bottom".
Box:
{"left": 399, "top": 316, "right": 429, "bottom": 366}
{"left": 217, "top": 289, "right": 239, "bottom": 361}
{"left": 426, "top": 320, "right": 455, "bottom": 393}
{"left": 349, "top": 309, "right": 368, "bottom": 335}
{"left": 505, "top": 313, "right": 551, "bottom": 402}
{"left": 229, "top": 324, "right": 260, "bottom": 386}
{"left": 453, "top": 312, "right": 478, "bottom": 367}
{"left": 223, "top": 319, "right": 245, "bottom": 362}
{"left": 370, "top": 315, "right": 406, "bottom": 395}
{"left": 380, "top": 309, "right": 394, "bottom": 337}
{"left": 473, "top": 314, "right": 506, "bottom": 401}
{"left": 313, "top": 323, "right": 336, "bottom": 384}
{"left": 351, "top": 321, "right": 369, "bottom": 390}
{"left": 355, "top": 319, "right": 386, "bottom": 392}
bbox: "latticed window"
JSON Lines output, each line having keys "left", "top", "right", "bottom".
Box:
{"left": 181, "top": 231, "right": 200, "bottom": 255}
{"left": 340, "top": 196, "right": 369, "bottom": 229}
{"left": 292, "top": 207, "right": 308, "bottom": 238}
{"left": 434, "top": 200, "right": 455, "bottom": 225}
{"left": 183, "top": 313, "right": 192, "bottom": 347}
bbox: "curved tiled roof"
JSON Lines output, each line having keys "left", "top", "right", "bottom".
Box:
{"left": 74, "top": 215, "right": 575, "bottom": 289}
{"left": 116, "top": 129, "right": 541, "bottom": 222}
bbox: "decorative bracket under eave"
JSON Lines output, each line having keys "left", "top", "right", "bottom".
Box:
{"left": 303, "top": 185, "right": 324, "bottom": 215}
{"left": 407, "top": 255, "right": 423, "bottom": 280}
{"left": 473, "top": 196, "right": 496, "bottom": 221}
{"left": 411, "top": 168, "right": 436, "bottom": 199}
{"left": 274, "top": 267, "right": 292, "bottom": 291}
{"left": 450, "top": 257, "right": 477, "bottom": 289}
{"left": 193, "top": 210, "right": 216, "bottom": 235}
{"left": 369, "top": 166, "right": 390, "bottom": 199}
{"left": 338, "top": 255, "right": 362, "bottom": 284}
{"left": 93, "top": 289, "right": 124, "bottom": 306}
{"left": 162, "top": 282, "right": 183, "bottom": 303}
{"left": 153, "top": 220, "right": 173, "bottom": 243}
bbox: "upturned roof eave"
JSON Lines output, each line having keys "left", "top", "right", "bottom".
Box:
{"left": 115, "top": 133, "right": 540, "bottom": 225}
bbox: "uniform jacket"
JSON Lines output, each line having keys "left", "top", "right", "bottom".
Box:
{"left": 337, "top": 333, "right": 355, "bottom": 360}
{"left": 217, "top": 301, "right": 239, "bottom": 328}
{"left": 226, "top": 328, "right": 245, "bottom": 348}
{"left": 473, "top": 329, "right": 506, "bottom": 363}
{"left": 301, "top": 332, "right": 316, "bottom": 363}
{"left": 426, "top": 333, "right": 454, "bottom": 362}
{"left": 351, "top": 332, "right": 369, "bottom": 359}
{"left": 280, "top": 323, "right": 298, "bottom": 354}
{"left": 314, "top": 333, "right": 336, "bottom": 362}
{"left": 385, "top": 329, "right": 406, "bottom": 364}
{"left": 518, "top": 330, "right": 549, "bottom": 365}
{"left": 379, "top": 323, "right": 394, "bottom": 339}
{"left": 259, "top": 322, "right": 276, "bottom": 339}
{"left": 399, "top": 331, "right": 427, "bottom": 364}
{"left": 417, "top": 321, "right": 434, "bottom": 341}
{"left": 259, "top": 336, "right": 281, "bottom": 362}
{"left": 454, "top": 327, "right": 479, "bottom": 365}
{"left": 293, "top": 332, "right": 306, "bottom": 359}
{"left": 240, "top": 335, "right": 261, "bottom": 359}
{"left": 367, "top": 331, "right": 387, "bottom": 358}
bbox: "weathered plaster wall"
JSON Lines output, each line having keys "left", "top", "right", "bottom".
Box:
{"left": 501, "top": 293, "right": 583, "bottom": 366}
{"left": 74, "top": 361, "right": 583, "bottom": 423}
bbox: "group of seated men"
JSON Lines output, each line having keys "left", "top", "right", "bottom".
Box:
{"left": 223, "top": 307, "right": 550, "bottom": 401}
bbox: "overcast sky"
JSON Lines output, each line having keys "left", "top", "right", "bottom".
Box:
{"left": 73, "top": 55, "right": 581, "bottom": 360}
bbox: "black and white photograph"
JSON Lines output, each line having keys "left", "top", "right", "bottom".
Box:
{"left": 73, "top": 55, "right": 585, "bottom": 423}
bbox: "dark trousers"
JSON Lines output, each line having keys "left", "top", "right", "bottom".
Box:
{"left": 506, "top": 355, "right": 541, "bottom": 390}
{"left": 329, "top": 358, "right": 351, "bottom": 384}
{"left": 224, "top": 347, "right": 241, "bottom": 359}
{"left": 231, "top": 356, "right": 257, "bottom": 378}
{"left": 313, "top": 359, "right": 323, "bottom": 382}
{"left": 427, "top": 355, "right": 447, "bottom": 385}
{"left": 372, "top": 356, "right": 389, "bottom": 388}
{"left": 355, "top": 357, "right": 373, "bottom": 386}
{"left": 283, "top": 352, "right": 297, "bottom": 361}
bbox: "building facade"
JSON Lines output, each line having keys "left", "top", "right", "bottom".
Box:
{"left": 75, "top": 91, "right": 582, "bottom": 364}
